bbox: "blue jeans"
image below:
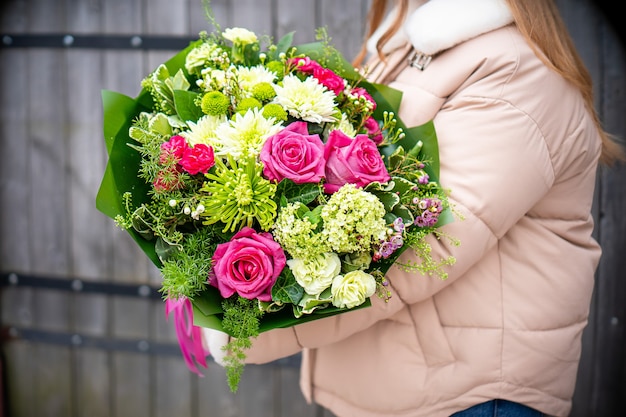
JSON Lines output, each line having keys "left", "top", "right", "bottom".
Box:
{"left": 451, "top": 399, "right": 546, "bottom": 416}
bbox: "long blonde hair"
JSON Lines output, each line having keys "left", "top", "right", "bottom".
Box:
{"left": 354, "top": 0, "right": 624, "bottom": 165}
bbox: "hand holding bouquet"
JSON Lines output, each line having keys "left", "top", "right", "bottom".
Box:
{"left": 97, "top": 25, "right": 456, "bottom": 392}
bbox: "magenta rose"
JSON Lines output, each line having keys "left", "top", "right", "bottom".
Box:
{"left": 312, "top": 67, "right": 345, "bottom": 96}
{"left": 160, "top": 135, "right": 187, "bottom": 164}
{"left": 260, "top": 121, "right": 325, "bottom": 184}
{"left": 289, "top": 56, "right": 322, "bottom": 74}
{"left": 210, "top": 227, "right": 286, "bottom": 302}
{"left": 180, "top": 143, "right": 215, "bottom": 175}
{"left": 364, "top": 116, "right": 384, "bottom": 144}
{"left": 324, "top": 130, "right": 391, "bottom": 193}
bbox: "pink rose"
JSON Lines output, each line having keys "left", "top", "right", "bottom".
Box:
{"left": 324, "top": 130, "right": 390, "bottom": 193}
{"left": 288, "top": 57, "right": 322, "bottom": 74}
{"left": 260, "top": 121, "right": 325, "bottom": 184}
{"left": 364, "top": 116, "right": 384, "bottom": 144}
{"left": 211, "top": 227, "right": 286, "bottom": 302}
{"left": 160, "top": 135, "right": 187, "bottom": 164}
{"left": 312, "top": 67, "right": 345, "bottom": 96}
{"left": 180, "top": 143, "right": 215, "bottom": 175}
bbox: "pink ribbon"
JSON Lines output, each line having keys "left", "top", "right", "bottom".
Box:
{"left": 165, "top": 297, "right": 209, "bottom": 375}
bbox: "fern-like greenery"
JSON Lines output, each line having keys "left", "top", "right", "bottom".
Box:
{"left": 220, "top": 297, "right": 263, "bottom": 392}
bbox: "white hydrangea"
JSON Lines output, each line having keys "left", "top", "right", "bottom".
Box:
{"left": 321, "top": 184, "right": 387, "bottom": 254}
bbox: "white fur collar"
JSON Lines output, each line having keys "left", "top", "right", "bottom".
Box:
{"left": 367, "top": 0, "right": 513, "bottom": 56}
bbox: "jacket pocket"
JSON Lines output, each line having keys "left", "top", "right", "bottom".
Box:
{"left": 410, "top": 298, "right": 456, "bottom": 366}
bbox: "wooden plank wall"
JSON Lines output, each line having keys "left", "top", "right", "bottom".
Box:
{"left": 0, "top": 1, "right": 624, "bottom": 416}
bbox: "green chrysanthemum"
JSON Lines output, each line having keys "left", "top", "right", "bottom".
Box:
{"left": 200, "top": 155, "right": 277, "bottom": 232}
{"left": 262, "top": 103, "right": 288, "bottom": 122}
{"left": 265, "top": 61, "right": 285, "bottom": 79}
{"left": 236, "top": 97, "right": 262, "bottom": 114}
{"left": 201, "top": 91, "right": 230, "bottom": 116}
{"left": 252, "top": 82, "right": 276, "bottom": 102}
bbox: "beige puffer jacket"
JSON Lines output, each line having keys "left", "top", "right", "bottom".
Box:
{"left": 244, "top": 1, "right": 603, "bottom": 416}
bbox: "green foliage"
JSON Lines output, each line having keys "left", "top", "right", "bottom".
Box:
{"left": 221, "top": 297, "right": 263, "bottom": 392}
{"left": 275, "top": 179, "right": 320, "bottom": 206}
{"left": 271, "top": 267, "right": 304, "bottom": 305}
{"left": 160, "top": 226, "right": 220, "bottom": 299}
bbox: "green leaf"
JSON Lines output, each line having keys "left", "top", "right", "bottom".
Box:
{"left": 149, "top": 113, "right": 174, "bottom": 136}
{"left": 272, "top": 32, "right": 294, "bottom": 59}
{"left": 172, "top": 69, "right": 191, "bottom": 91}
{"left": 392, "top": 204, "right": 414, "bottom": 225}
{"left": 390, "top": 176, "right": 417, "bottom": 195}
{"left": 375, "top": 191, "right": 400, "bottom": 212}
{"left": 173, "top": 90, "right": 202, "bottom": 123}
{"left": 271, "top": 268, "right": 304, "bottom": 305}
{"left": 101, "top": 90, "right": 140, "bottom": 155}
{"left": 155, "top": 237, "right": 177, "bottom": 263}
{"left": 276, "top": 180, "right": 319, "bottom": 205}
{"left": 192, "top": 286, "right": 225, "bottom": 317}
{"left": 297, "top": 292, "right": 333, "bottom": 316}
{"left": 293, "top": 42, "right": 358, "bottom": 78}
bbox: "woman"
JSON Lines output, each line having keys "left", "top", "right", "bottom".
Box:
{"left": 206, "top": 0, "right": 624, "bottom": 415}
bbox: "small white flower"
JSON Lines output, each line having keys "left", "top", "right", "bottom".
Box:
{"left": 334, "top": 114, "right": 357, "bottom": 138}
{"left": 184, "top": 206, "right": 191, "bottom": 215}
{"left": 168, "top": 199, "right": 177, "bottom": 207}
{"left": 274, "top": 74, "right": 337, "bottom": 123}
{"left": 201, "top": 68, "right": 228, "bottom": 91}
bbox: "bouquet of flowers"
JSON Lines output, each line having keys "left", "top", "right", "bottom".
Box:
{"left": 96, "top": 25, "right": 455, "bottom": 392}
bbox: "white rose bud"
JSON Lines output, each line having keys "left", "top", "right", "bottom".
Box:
{"left": 287, "top": 253, "right": 341, "bottom": 296}
{"left": 331, "top": 270, "right": 376, "bottom": 309}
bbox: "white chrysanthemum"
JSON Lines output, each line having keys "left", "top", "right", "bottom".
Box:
{"left": 274, "top": 74, "right": 337, "bottom": 123}
{"left": 214, "top": 108, "right": 283, "bottom": 158}
{"left": 180, "top": 115, "right": 227, "bottom": 148}
{"left": 235, "top": 65, "right": 277, "bottom": 94}
{"left": 334, "top": 114, "right": 357, "bottom": 138}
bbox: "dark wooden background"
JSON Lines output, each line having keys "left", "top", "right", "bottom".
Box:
{"left": 0, "top": 0, "right": 624, "bottom": 416}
